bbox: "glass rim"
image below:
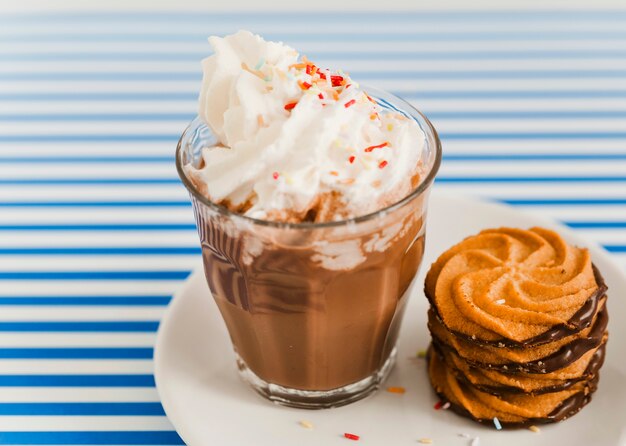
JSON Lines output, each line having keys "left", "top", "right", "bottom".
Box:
{"left": 176, "top": 86, "right": 442, "bottom": 230}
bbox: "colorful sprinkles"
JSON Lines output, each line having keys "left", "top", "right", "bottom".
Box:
{"left": 348, "top": 155, "right": 356, "bottom": 164}
{"left": 493, "top": 417, "right": 502, "bottom": 430}
{"left": 272, "top": 172, "right": 279, "bottom": 180}
{"left": 254, "top": 57, "right": 265, "bottom": 70}
{"left": 418, "top": 439, "right": 433, "bottom": 444}
{"left": 417, "top": 350, "right": 427, "bottom": 359}
{"left": 378, "top": 160, "right": 388, "bottom": 169}
{"left": 364, "top": 141, "right": 389, "bottom": 153}
{"left": 434, "top": 401, "right": 445, "bottom": 410}
{"left": 343, "top": 432, "right": 360, "bottom": 441}
{"left": 284, "top": 101, "right": 298, "bottom": 111}
{"left": 299, "top": 420, "right": 313, "bottom": 429}
{"left": 528, "top": 425, "right": 541, "bottom": 433}
{"left": 386, "top": 386, "right": 406, "bottom": 394}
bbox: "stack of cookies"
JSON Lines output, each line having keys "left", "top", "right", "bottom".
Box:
{"left": 424, "top": 227, "right": 608, "bottom": 427}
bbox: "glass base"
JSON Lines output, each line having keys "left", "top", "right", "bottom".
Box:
{"left": 235, "top": 347, "right": 397, "bottom": 409}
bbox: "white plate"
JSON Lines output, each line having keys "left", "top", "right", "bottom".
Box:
{"left": 155, "top": 190, "right": 626, "bottom": 446}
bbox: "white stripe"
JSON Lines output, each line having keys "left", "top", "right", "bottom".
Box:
{"left": 0, "top": 184, "right": 624, "bottom": 205}
{"left": 0, "top": 417, "right": 174, "bottom": 431}
{"left": 0, "top": 257, "right": 199, "bottom": 272}
{"left": 483, "top": 204, "right": 626, "bottom": 220}
{"left": 0, "top": 186, "right": 189, "bottom": 201}
{"left": 442, "top": 140, "right": 626, "bottom": 154}
{"left": 5, "top": 40, "right": 626, "bottom": 54}
{"left": 436, "top": 183, "right": 626, "bottom": 198}
{"left": 0, "top": 387, "right": 160, "bottom": 402}
{"left": 2, "top": 101, "right": 197, "bottom": 114}
{"left": 0, "top": 281, "right": 187, "bottom": 295}
{"left": 5, "top": 58, "right": 626, "bottom": 73}
{"left": 4, "top": 99, "right": 626, "bottom": 117}
{"left": 0, "top": 232, "right": 196, "bottom": 247}
{"left": 4, "top": 20, "right": 626, "bottom": 35}
{"left": 0, "top": 307, "right": 166, "bottom": 321}
{"left": 440, "top": 161, "right": 626, "bottom": 176}
{"left": 0, "top": 122, "right": 186, "bottom": 135}
{"left": 0, "top": 164, "right": 176, "bottom": 179}
{"left": 571, "top": 230, "right": 626, "bottom": 245}
{"left": 2, "top": 159, "right": 626, "bottom": 179}
{"left": 0, "top": 360, "right": 154, "bottom": 374}
{"left": 0, "top": 209, "right": 193, "bottom": 224}
{"left": 416, "top": 99, "right": 626, "bottom": 112}
{"left": 2, "top": 78, "right": 626, "bottom": 94}
{"left": 0, "top": 333, "right": 156, "bottom": 347}
{"left": 3, "top": 117, "right": 626, "bottom": 136}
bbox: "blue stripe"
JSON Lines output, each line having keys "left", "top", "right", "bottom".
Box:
{"left": 1, "top": 198, "right": 625, "bottom": 209}
{"left": 8, "top": 31, "right": 626, "bottom": 43}
{"left": 3, "top": 10, "right": 626, "bottom": 20}
{"left": 0, "top": 179, "right": 180, "bottom": 185}
{"left": 5, "top": 70, "right": 626, "bottom": 81}
{"left": 442, "top": 132, "right": 626, "bottom": 140}
{"left": 0, "top": 322, "right": 159, "bottom": 332}
{"left": 0, "top": 241, "right": 620, "bottom": 257}
{"left": 0, "top": 296, "right": 171, "bottom": 305}
{"left": 0, "top": 201, "right": 190, "bottom": 207}
{"left": 0, "top": 402, "right": 163, "bottom": 416}
{"left": 0, "top": 135, "right": 178, "bottom": 143}
{"left": 0, "top": 222, "right": 623, "bottom": 231}
{"left": 0, "top": 375, "right": 155, "bottom": 387}
{"left": 0, "top": 348, "right": 153, "bottom": 359}
{"left": 0, "top": 224, "right": 194, "bottom": 231}
{"left": 0, "top": 113, "right": 193, "bottom": 121}
{"left": 0, "top": 157, "right": 174, "bottom": 163}
{"left": 0, "top": 247, "right": 199, "bottom": 255}
{"left": 429, "top": 110, "right": 626, "bottom": 119}
{"left": 437, "top": 176, "right": 626, "bottom": 182}
{"left": 0, "top": 271, "right": 190, "bottom": 280}
{"left": 400, "top": 90, "right": 626, "bottom": 99}
{"left": 566, "top": 221, "right": 626, "bottom": 228}
{"left": 11, "top": 176, "right": 626, "bottom": 186}
{"left": 0, "top": 92, "right": 196, "bottom": 101}
{"left": 443, "top": 154, "right": 626, "bottom": 161}
{"left": 7, "top": 50, "right": 626, "bottom": 62}
{"left": 4, "top": 90, "right": 626, "bottom": 101}
{"left": 502, "top": 198, "right": 626, "bottom": 205}
{"left": 0, "top": 431, "right": 183, "bottom": 445}
{"left": 1, "top": 155, "right": 625, "bottom": 164}
{"left": 605, "top": 245, "right": 626, "bottom": 253}
{"left": 3, "top": 110, "right": 626, "bottom": 122}
{"left": 4, "top": 132, "right": 626, "bottom": 143}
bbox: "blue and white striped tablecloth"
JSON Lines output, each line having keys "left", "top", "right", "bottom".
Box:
{"left": 0, "top": 7, "right": 625, "bottom": 444}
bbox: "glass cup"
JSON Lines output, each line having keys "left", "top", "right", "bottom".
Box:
{"left": 176, "top": 86, "right": 442, "bottom": 408}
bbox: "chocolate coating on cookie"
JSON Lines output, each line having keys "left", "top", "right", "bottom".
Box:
{"left": 425, "top": 264, "right": 607, "bottom": 349}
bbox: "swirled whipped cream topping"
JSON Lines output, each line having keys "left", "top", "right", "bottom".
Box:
{"left": 185, "top": 30, "right": 426, "bottom": 223}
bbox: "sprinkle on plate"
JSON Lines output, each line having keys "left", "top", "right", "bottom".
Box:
{"left": 299, "top": 420, "right": 313, "bottom": 429}
{"left": 493, "top": 417, "right": 502, "bottom": 430}
{"left": 386, "top": 386, "right": 406, "bottom": 394}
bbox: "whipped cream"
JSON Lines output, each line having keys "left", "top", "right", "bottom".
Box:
{"left": 186, "top": 30, "right": 426, "bottom": 223}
